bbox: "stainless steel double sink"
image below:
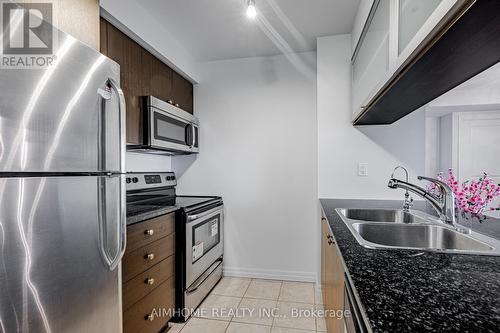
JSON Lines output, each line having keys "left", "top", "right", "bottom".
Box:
{"left": 336, "top": 208, "right": 500, "bottom": 256}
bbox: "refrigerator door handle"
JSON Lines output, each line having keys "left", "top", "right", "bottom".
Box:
{"left": 109, "top": 175, "right": 126, "bottom": 271}
{"left": 98, "top": 176, "right": 113, "bottom": 268}
{"left": 108, "top": 78, "right": 126, "bottom": 174}
{"left": 98, "top": 175, "right": 127, "bottom": 271}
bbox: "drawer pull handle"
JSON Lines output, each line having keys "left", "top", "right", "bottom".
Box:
{"left": 175, "top": 103, "right": 180, "bottom": 107}
{"left": 145, "top": 253, "right": 155, "bottom": 261}
{"left": 144, "top": 229, "right": 154, "bottom": 236}
{"left": 145, "top": 278, "right": 155, "bottom": 285}
{"left": 145, "top": 314, "right": 154, "bottom": 321}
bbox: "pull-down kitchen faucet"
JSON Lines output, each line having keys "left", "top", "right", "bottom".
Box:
{"left": 388, "top": 170, "right": 465, "bottom": 232}
{"left": 390, "top": 166, "right": 413, "bottom": 212}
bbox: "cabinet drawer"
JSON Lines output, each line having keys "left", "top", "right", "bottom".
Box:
{"left": 123, "top": 277, "right": 175, "bottom": 333}
{"left": 123, "top": 234, "right": 175, "bottom": 282}
{"left": 123, "top": 255, "right": 175, "bottom": 311}
{"left": 126, "top": 213, "right": 175, "bottom": 253}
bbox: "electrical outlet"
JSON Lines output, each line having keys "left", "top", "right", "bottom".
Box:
{"left": 358, "top": 163, "right": 368, "bottom": 177}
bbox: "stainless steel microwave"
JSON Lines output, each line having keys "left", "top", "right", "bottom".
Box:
{"left": 128, "top": 96, "right": 199, "bottom": 154}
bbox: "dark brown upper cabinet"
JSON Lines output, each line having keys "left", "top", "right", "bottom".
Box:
{"left": 172, "top": 71, "right": 194, "bottom": 113}
{"left": 100, "top": 18, "right": 194, "bottom": 144}
{"left": 352, "top": 0, "right": 500, "bottom": 125}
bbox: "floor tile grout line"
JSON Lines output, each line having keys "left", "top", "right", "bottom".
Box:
{"left": 271, "top": 280, "right": 284, "bottom": 328}
{"left": 244, "top": 296, "right": 316, "bottom": 306}
{"left": 225, "top": 276, "right": 252, "bottom": 332}
{"left": 193, "top": 277, "right": 317, "bottom": 333}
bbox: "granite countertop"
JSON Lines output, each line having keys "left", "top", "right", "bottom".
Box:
{"left": 126, "top": 206, "right": 180, "bottom": 225}
{"left": 320, "top": 198, "right": 500, "bottom": 333}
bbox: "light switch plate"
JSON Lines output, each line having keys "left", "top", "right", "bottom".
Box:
{"left": 358, "top": 163, "right": 368, "bottom": 177}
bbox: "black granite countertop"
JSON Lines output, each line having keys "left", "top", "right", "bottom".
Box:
{"left": 126, "top": 206, "right": 180, "bottom": 225}
{"left": 320, "top": 199, "right": 500, "bottom": 333}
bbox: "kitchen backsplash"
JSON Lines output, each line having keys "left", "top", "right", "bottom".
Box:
{"left": 126, "top": 152, "right": 172, "bottom": 172}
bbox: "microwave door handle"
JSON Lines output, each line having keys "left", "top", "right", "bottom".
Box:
{"left": 192, "top": 125, "right": 196, "bottom": 148}
{"left": 185, "top": 124, "right": 192, "bottom": 147}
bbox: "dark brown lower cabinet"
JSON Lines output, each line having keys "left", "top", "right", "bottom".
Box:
{"left": 124, "top": 277, "right": 175, "bottom": 333}
{"left": 321, "top": 215, "right": 346, "bottom": 333}
{"left": 122, "top": 213, "right": 176, "bottom": 333}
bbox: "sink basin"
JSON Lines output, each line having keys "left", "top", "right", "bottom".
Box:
{"left": 335, "top": 208, "right": 500, "bottom": 256}
{"left": 353, "top": 223, "right": 494, "bottom": 252}
{"left": 338, "top": 208, "right": 428, "bottom": 223}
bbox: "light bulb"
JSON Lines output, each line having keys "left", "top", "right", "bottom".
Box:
{"left": 246, "top": 0, "right": 257, "bottom": 19}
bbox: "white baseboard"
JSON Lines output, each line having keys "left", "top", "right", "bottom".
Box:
{"left": 223, "top": 266, "right": 317, "bottom": 283}
{"left": 315, "top": 284, "right": 322, "bottom": 294}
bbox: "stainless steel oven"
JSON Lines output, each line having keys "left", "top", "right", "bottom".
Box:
{"left": 128, "top": 96, "right": 199, "bottom": 154}
{"left": 175, "top": 198, "right": 224, "bottom": 322}
{"left": 186, "top": 205, "right": 224, "bottom": 287}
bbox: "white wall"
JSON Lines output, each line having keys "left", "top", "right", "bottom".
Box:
{"left": 317, "top": 34, "right": 426, "bottom": 199}
{"left": 126, "top": 152, "right": 171, "bottom": 173}
{"left": 438, "top": 112, "right": 456, "bottom": 173}
{"left": 100, "top": 0, "right": 200, "bottom": 82}
{"left": 425, "top": 116, "right": 440, "bottom": 177}
{"left": 172, "top": 52, "right": 318, "bottom": 282}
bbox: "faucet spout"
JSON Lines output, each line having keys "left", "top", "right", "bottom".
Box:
{"left": 388, "top": 177, "right": 457, "bottom": 228}
{"left": 388, "top": 179, "right": 441, "bottom": 212}
{"left": 417, "top": 176, "right": 456, "bottom": 226}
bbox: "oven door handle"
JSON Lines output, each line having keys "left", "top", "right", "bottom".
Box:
{"left": 187, "top": 205, "right": 223, "bottom": 222}
{"left": 186, "top": 258, "right": 223, "bottom": 294}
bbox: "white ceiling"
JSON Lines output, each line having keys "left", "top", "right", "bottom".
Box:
{"left": 139, "top": 0, "right": 360, "bottom": 62}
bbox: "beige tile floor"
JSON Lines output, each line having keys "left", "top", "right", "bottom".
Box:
{"left": 167, "top": 277, "right": 326, "bottom": 333}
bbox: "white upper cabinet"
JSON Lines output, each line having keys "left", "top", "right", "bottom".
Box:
{"left": 352, "top": 0, "right": 460, "bottom": 117}
{"left": 352, "top": 0, "right": 390, "bottom": 117}
{"left": 395, "top": 0, "right": 458, "bottom": 68}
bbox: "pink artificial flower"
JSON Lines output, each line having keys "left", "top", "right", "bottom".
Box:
{"left": 428, "top": 169, "right": 500, "bottom": 220}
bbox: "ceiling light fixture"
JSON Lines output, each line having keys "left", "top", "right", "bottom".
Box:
{"left": 246, "top": 0, "right": 257, "bottom": 19}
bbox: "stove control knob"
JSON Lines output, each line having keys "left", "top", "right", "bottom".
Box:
{"left": 132, "top": 177, "right": 139, "bottom": 183}
{"left": 166, "top": 176, "right": 171, "bottom": 181}
{"left": 171, "top": 175, "right": 176, "bottom": 180}
{"left": 126, "top": 178, "right": 131, "bottom": 184}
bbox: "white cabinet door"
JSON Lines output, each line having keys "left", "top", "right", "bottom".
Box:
{"left": 395, "top": 0, "right": 458, "bottom": 68}
{"left": 352, "top": 0, "right": 391, "bottom": 116}
{"left": 457, "top": 111, "right": 500, "bottom": 217}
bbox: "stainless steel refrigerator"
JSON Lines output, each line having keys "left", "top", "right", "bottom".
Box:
{"left": 0, "top": 18, "right": 126, "bottom": 333}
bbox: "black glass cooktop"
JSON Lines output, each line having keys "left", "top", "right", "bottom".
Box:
{"left": 126, "top": 195, "right": 220, "bottom": 218}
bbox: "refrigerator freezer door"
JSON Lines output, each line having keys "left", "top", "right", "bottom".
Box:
{"left": 0, "top": 29, "right": 124, "bottom": 173}
{"left": 0, "top": 175, "right": 125, "bottom": 332}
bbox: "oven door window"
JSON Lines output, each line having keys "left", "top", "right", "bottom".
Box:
{"left": 154, "top": 111, "right": 190, "bottom": 145}
{"left": 192, "top": 214, "right": 221, "bottom": 264}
